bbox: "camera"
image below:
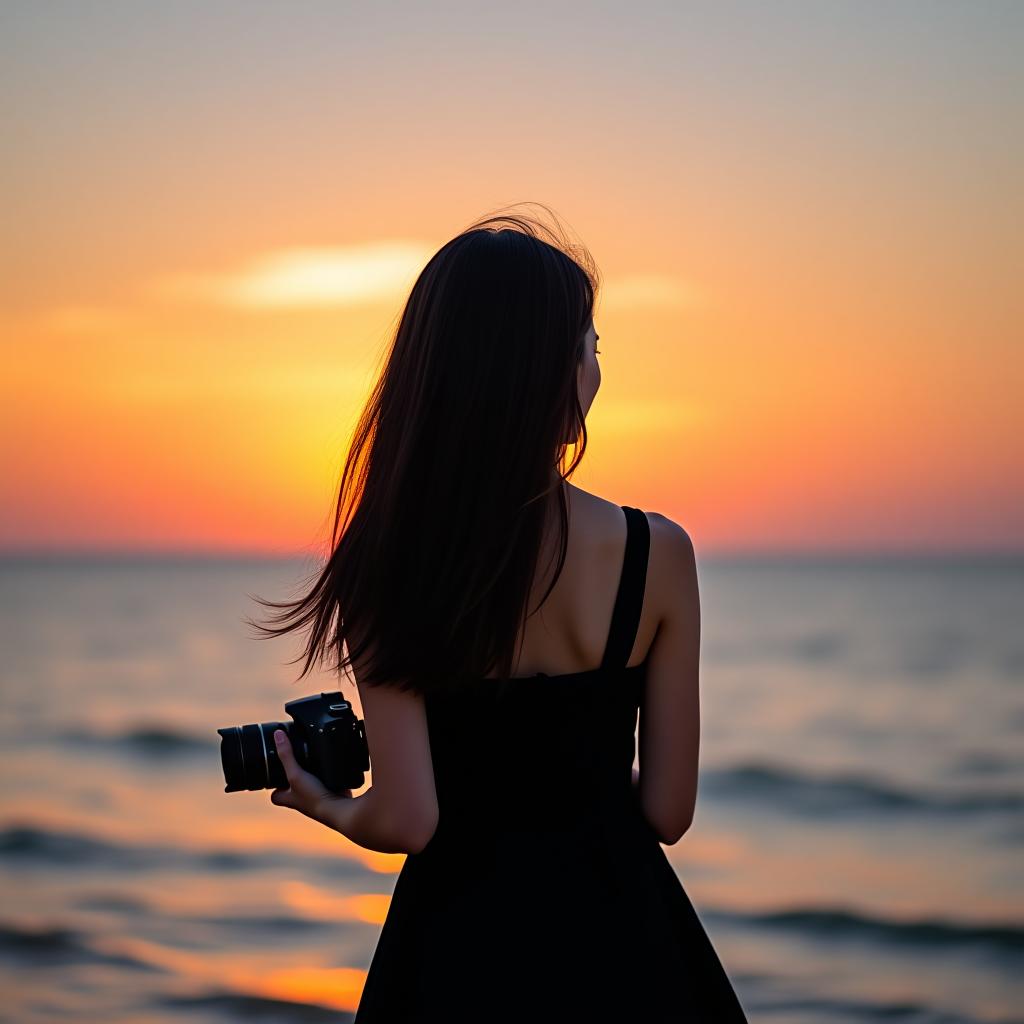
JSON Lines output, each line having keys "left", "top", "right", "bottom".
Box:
{"left": 217, "top": 690, "right": 370, "bottom": 794}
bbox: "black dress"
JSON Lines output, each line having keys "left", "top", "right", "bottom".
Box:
{"left": 353, "top": 506, "right": 749, "bottom": 1022}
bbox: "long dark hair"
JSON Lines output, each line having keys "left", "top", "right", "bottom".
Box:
{"left": 245, "top": 203, "right": 601, "bottom": 698}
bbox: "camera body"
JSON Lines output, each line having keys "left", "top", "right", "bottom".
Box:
{"left": 218, "top": 690, "right": 370, "bottom": 794}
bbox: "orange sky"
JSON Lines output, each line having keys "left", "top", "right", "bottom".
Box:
{"left": 2, "top": 3, "right": 1020, "bottom": 555}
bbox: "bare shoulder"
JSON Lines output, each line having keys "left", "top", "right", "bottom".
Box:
{"left": 564, "top": 484, "right": 696, "bottom": 626}
{"left": 563, "top": 480, "right": 623, "bottom": 521}
{"left": 562, "top": 482, "right": 632, "bottom": 551}
{"left": 564, "top": 482, "right": 695, "bottom": 571}
{"left": 646, "top": 510, "right": 694, "bottom": 559}
{"left": 644, "top": 511, "right": 698, "bottom": 626}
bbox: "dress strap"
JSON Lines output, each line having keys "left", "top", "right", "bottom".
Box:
{"left": 599, "top": 505, "right": 651, "bottom": 671}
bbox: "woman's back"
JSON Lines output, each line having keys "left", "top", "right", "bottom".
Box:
{"left": 479, "top": 481, "right": 701, "bottom": 849}
{"left": 423, "top": 497, "right": 653, "bottom": 840}
{"left": 480, "top": 482, "right": 659, "bottom": 679}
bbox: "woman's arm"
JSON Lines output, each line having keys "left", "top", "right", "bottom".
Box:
{"left": 315, "top": 787, "right": 422, "bottom": 855}
{"left": 636, "top": 516, "right": 701, "bottom": 845}
{"left": 270, "top": 730, "right": 425, "bottom": 855}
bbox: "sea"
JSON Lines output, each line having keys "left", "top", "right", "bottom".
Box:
{"left": 1, "top": 553, "right": 1021, "bottom": 1023}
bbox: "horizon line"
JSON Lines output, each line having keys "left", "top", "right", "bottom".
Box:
{"left": 1, "top": 546, "right": 1022, "bottom": 566}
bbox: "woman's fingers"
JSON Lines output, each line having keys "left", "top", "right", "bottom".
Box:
{"left": 267, "top": 729, "right": 334, "bottom": 820}
{"left": 270, "top": 731, "right": 296, "bottom": 807}
{"left": 273, "top": 730, "right": 295, "bottom": 776}
{"left": 275, "top": 730, "right": 311, "bottom": 790}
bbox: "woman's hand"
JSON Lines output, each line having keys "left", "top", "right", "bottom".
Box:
{"left": 269, "top": 729, "right": 352, "bottom": 825}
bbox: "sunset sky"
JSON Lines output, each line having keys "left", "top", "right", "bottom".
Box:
{"left": 3, "top": 1, "right": 1020, "bottom": 556}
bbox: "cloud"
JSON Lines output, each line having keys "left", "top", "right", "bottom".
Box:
{"left": 599, "top": 273, "right": 704, "bottom": 312}
{"left": 148, "top": 241, "right": 435, "bottom": 310}
{"left": 148, "top": 245, "right": 702, "bottom": 315}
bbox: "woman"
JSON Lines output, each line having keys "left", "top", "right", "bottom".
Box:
{"left": 249, "top": 204, "right": 749, "bottom": 1022}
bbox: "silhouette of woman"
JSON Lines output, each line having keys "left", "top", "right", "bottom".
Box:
{"left": 251, "top": 203, "right": 749, "bottom": 1022}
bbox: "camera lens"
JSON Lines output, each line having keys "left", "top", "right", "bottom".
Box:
{"left": 217, "top": 721, "right": 290, "bottom": 792}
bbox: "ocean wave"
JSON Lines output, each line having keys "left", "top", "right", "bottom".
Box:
{"left": 707, "top": 902, "right": 1024, "bottom": 956}
{"left": 0, "top": 821, "right": 367, "bottom": 880}
{"left": 155, "top": 989, "right": 348, "bottom": 1022}
{"left": 702, "top": 761, "right": 1023, "bottom": 817}
{"left": 747, "top": 985, "right": 996, "bottom": 1024}
{"left": 0, "top": 920, "right": 166, "bottom": 971}
{"left": 70, "top": 892, "right": 338, "bottom": 934}
{"left": 58, "top": 723, "right": 214, "bottom": 756}
{"left": 953, "top": 749, "right": 1020, "bottom": 777}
